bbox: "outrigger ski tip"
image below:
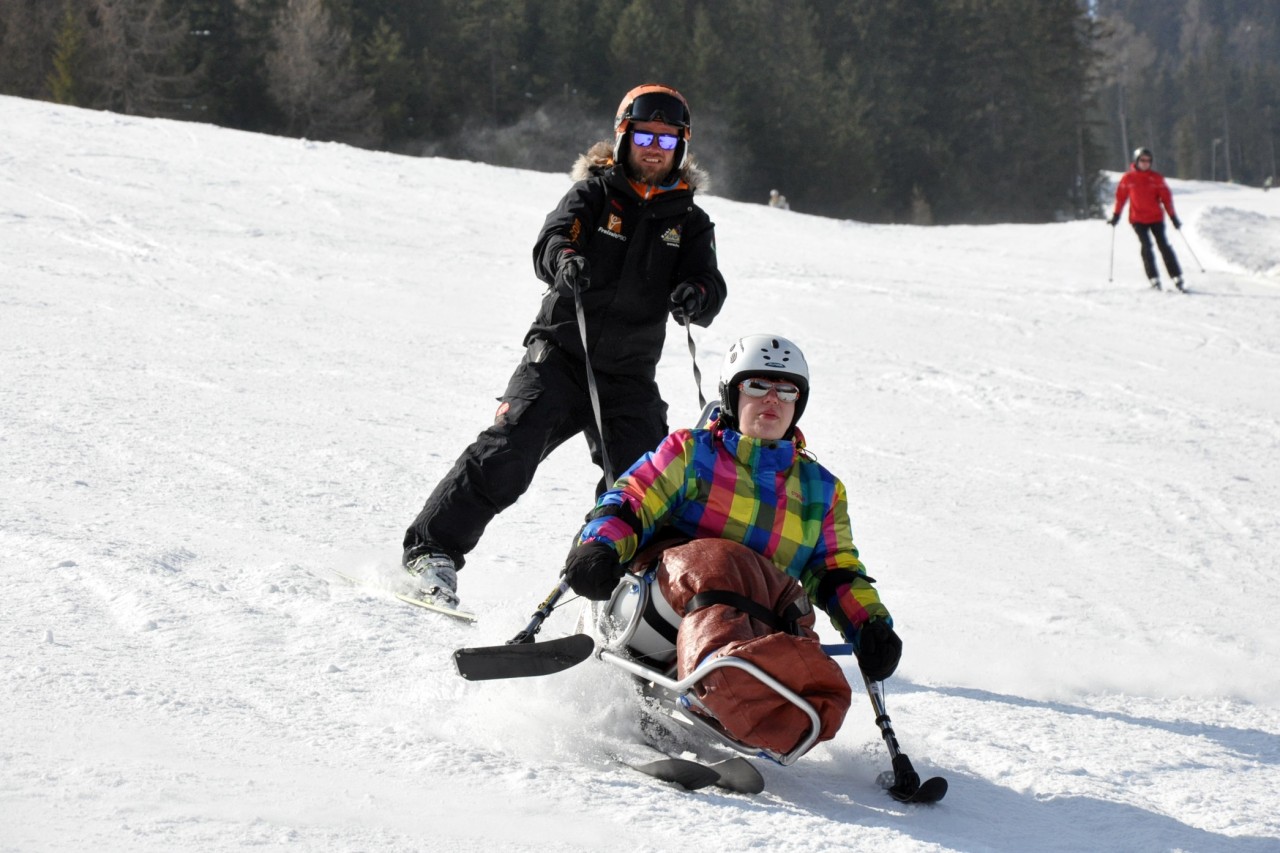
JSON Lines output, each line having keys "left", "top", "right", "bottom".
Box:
{"left": 899, "top": 775, "right": 948, "bottom": 804}
{"left": 453, "top": 633, "right": 595, "bottom": 680}
{"left": 878, "top": 769, "right": 948, "bottom": 804}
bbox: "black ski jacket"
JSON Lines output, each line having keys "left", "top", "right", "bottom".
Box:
{"left": 529, "top": 142, "right": 727, "bottom": 378}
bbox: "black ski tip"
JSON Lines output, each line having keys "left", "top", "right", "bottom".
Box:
{"left": 624, "top": 755, "right": 764, "bottom": 795}
{"left": 888, "top": 775, "right": 948, "bottom": 804}
{"left": 709, "top": 758, "right": 765, "bottom": 795}
{"left": 628, "top": 758, "right": 720, "bottom": 791}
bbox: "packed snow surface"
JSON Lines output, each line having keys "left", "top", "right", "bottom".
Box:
{"left": 3, "top": 96, "right": 1279, "bottom": 852}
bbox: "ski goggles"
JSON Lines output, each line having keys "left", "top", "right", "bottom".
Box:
{"left": 627, "top": 91, "right": 690, "bottom": 128}
{"left": 739, "top": 378, "right": 802, "bottom": 402}
{"left": 631, "top": 130, "right": 680, "bottom": 151}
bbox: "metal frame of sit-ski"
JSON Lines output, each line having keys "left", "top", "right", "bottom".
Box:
{"left": 589, "top": 568, "right": 828, "bottom": 767}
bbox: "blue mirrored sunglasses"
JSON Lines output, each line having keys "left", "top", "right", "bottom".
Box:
{"left": 631, "top": 130, "right": 680, "bottom": 151}
{"left": 740, "top": 378, "right": 801, "bottom": 402}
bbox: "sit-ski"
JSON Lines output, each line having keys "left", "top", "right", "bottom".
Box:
{"left": 453, "top": 568, "right": 947, "bottom": 802}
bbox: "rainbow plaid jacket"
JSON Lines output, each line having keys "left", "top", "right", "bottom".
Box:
{"left": 579, "top": 424, "right": 891, "bottom": 638}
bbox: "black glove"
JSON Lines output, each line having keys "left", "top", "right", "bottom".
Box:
{"left": 857, "top": 619, "right": 902, "bottom": 682}
{"left": 1107, "top": 214, "right": 1119, "bottom": 227}
{"left": 556, "top": 253, "right": 590, "bottom": 295}
{"left": 1171, "top": 215, "right": 1182, "bottom": 230}
{"left": 562, "top": 541, "right": 624, "bottom": 601}
{"left": 669, "top": 280, "right": 707, "bottom": 323}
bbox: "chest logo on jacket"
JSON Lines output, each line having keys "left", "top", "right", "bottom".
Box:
{"left": 660, "top": 226, "right": 682, "bottom": 248}
{"left": 598, "top": 213, "right": 627, "bottom": 242}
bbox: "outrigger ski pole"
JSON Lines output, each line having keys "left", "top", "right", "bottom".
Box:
{"left": 482, "top": 277, "right": 604, "bottom": 645}
{"left": 491, "top": 274, "right": 611, "bottom": 645}
{"left": 453, "top": 310, "right": 731, "bottom": 683}
{"left": 863, "top": 674, "right": 948, "bottom": 804}
{"left": 454, "top": 275, "right": 614, "bottom": 678}
{"left": 506, "top": 579, "right": 572, "bottom": 645}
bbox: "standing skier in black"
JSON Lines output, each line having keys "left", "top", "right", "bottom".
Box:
{"left": 400, "top": 84, "right": 728, "bottom": 612}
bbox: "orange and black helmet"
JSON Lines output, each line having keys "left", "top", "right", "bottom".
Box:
{"left": 613, "top": 84, "right": 691, "bottom": 169}
{"left": 614, "top": 84, "right": 691, "bottom": 138}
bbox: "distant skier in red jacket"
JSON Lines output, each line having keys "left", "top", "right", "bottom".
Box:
{"left": 1109, "top": 147, "right": 1185, "bottom": 292}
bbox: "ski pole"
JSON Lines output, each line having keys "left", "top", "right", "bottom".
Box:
{"left": 1108, "top": 223, "right": 1117, "bottom": 282}
{"left": 572, "top": 275, "right": 615, "bottom": 485}
{"left": 681, "top": 316, "right": 706, "bottom": 409}
{"left": 1175, "top": 226, "right": 1206, "bottom": 272}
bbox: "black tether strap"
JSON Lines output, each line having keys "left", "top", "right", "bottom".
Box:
{"left": 684, "top": 590, "right": 808, "bottom": 636}
{"left": 682, "top": 317, "right": 706, "bottom": 409}
{"left": 573, "top": 277, "right": 614, "bottom": 483}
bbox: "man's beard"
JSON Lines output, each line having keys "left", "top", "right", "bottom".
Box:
{"left": 627, "top": 156, "right": 674, "bottom": 185}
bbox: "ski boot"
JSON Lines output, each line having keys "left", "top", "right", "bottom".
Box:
{"left": 404, "top": 552, "right": 460, "bottom": 609}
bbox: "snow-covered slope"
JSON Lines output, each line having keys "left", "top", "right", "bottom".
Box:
{"left": 3, "top": 95, "right": 1279, "bottom": 852}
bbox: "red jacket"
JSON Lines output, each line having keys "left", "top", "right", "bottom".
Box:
{"left": 1113, "top": 165, "right": 1177, "bottom": 224}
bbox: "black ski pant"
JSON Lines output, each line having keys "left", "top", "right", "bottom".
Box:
{"left": 402, "top": 337, "right": 669, "bottom": 569}
{"left": 1132, "top": 221, "right": 1182, "bottom": 281}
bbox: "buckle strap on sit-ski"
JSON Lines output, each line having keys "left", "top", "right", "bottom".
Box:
{"left": 684, "top": 590, "right": 809, "bottom": 637}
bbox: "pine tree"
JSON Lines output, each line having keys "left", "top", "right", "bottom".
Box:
{"left": 48, "top": 7, "right": 87, "bottom": 106}
{"left": 360, "top": 17, "right": 417, "bottom": 145}
{"left": 81, "top": 0, "right": 200, "bottom": 117}
{"left": 0, "top": 1, "right": 64, "bottom": 99}
{"left": 264, "top": 0, "right": 377, "bottom": 146}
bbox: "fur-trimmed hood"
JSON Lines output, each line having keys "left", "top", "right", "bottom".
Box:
{"left": 570, "top": 139, "right": 710, "bottom": 191}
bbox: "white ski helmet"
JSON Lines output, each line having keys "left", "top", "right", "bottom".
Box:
{"left": 717, "top": 334, "right": 810, "bottom": 434}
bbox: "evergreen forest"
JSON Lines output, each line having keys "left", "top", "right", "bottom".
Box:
{"left": 2, "top": 0, "right": 1277, "bottom": 224}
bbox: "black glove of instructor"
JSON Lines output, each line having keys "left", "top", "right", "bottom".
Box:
{"left": 1171, "top": 215, "right": 1182, "bottom": 230}
{"left": 556, "top": 253, "right": 590, "bottom": 295}
{"left": 669, "top": 280, "right": 708, "bottom": 323}
{"left": 562, "top": 541, "right": 624, "bottom": 600}
{"left": 1107, "top": 214, "right": 1119, "bottom": 227}
{"left": 857, "top": 618, "right": 903, "bottom": 682}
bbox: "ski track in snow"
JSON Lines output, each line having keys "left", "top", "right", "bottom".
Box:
{"left": 3, "top": 96, "right": 1280, "bottom": 852}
